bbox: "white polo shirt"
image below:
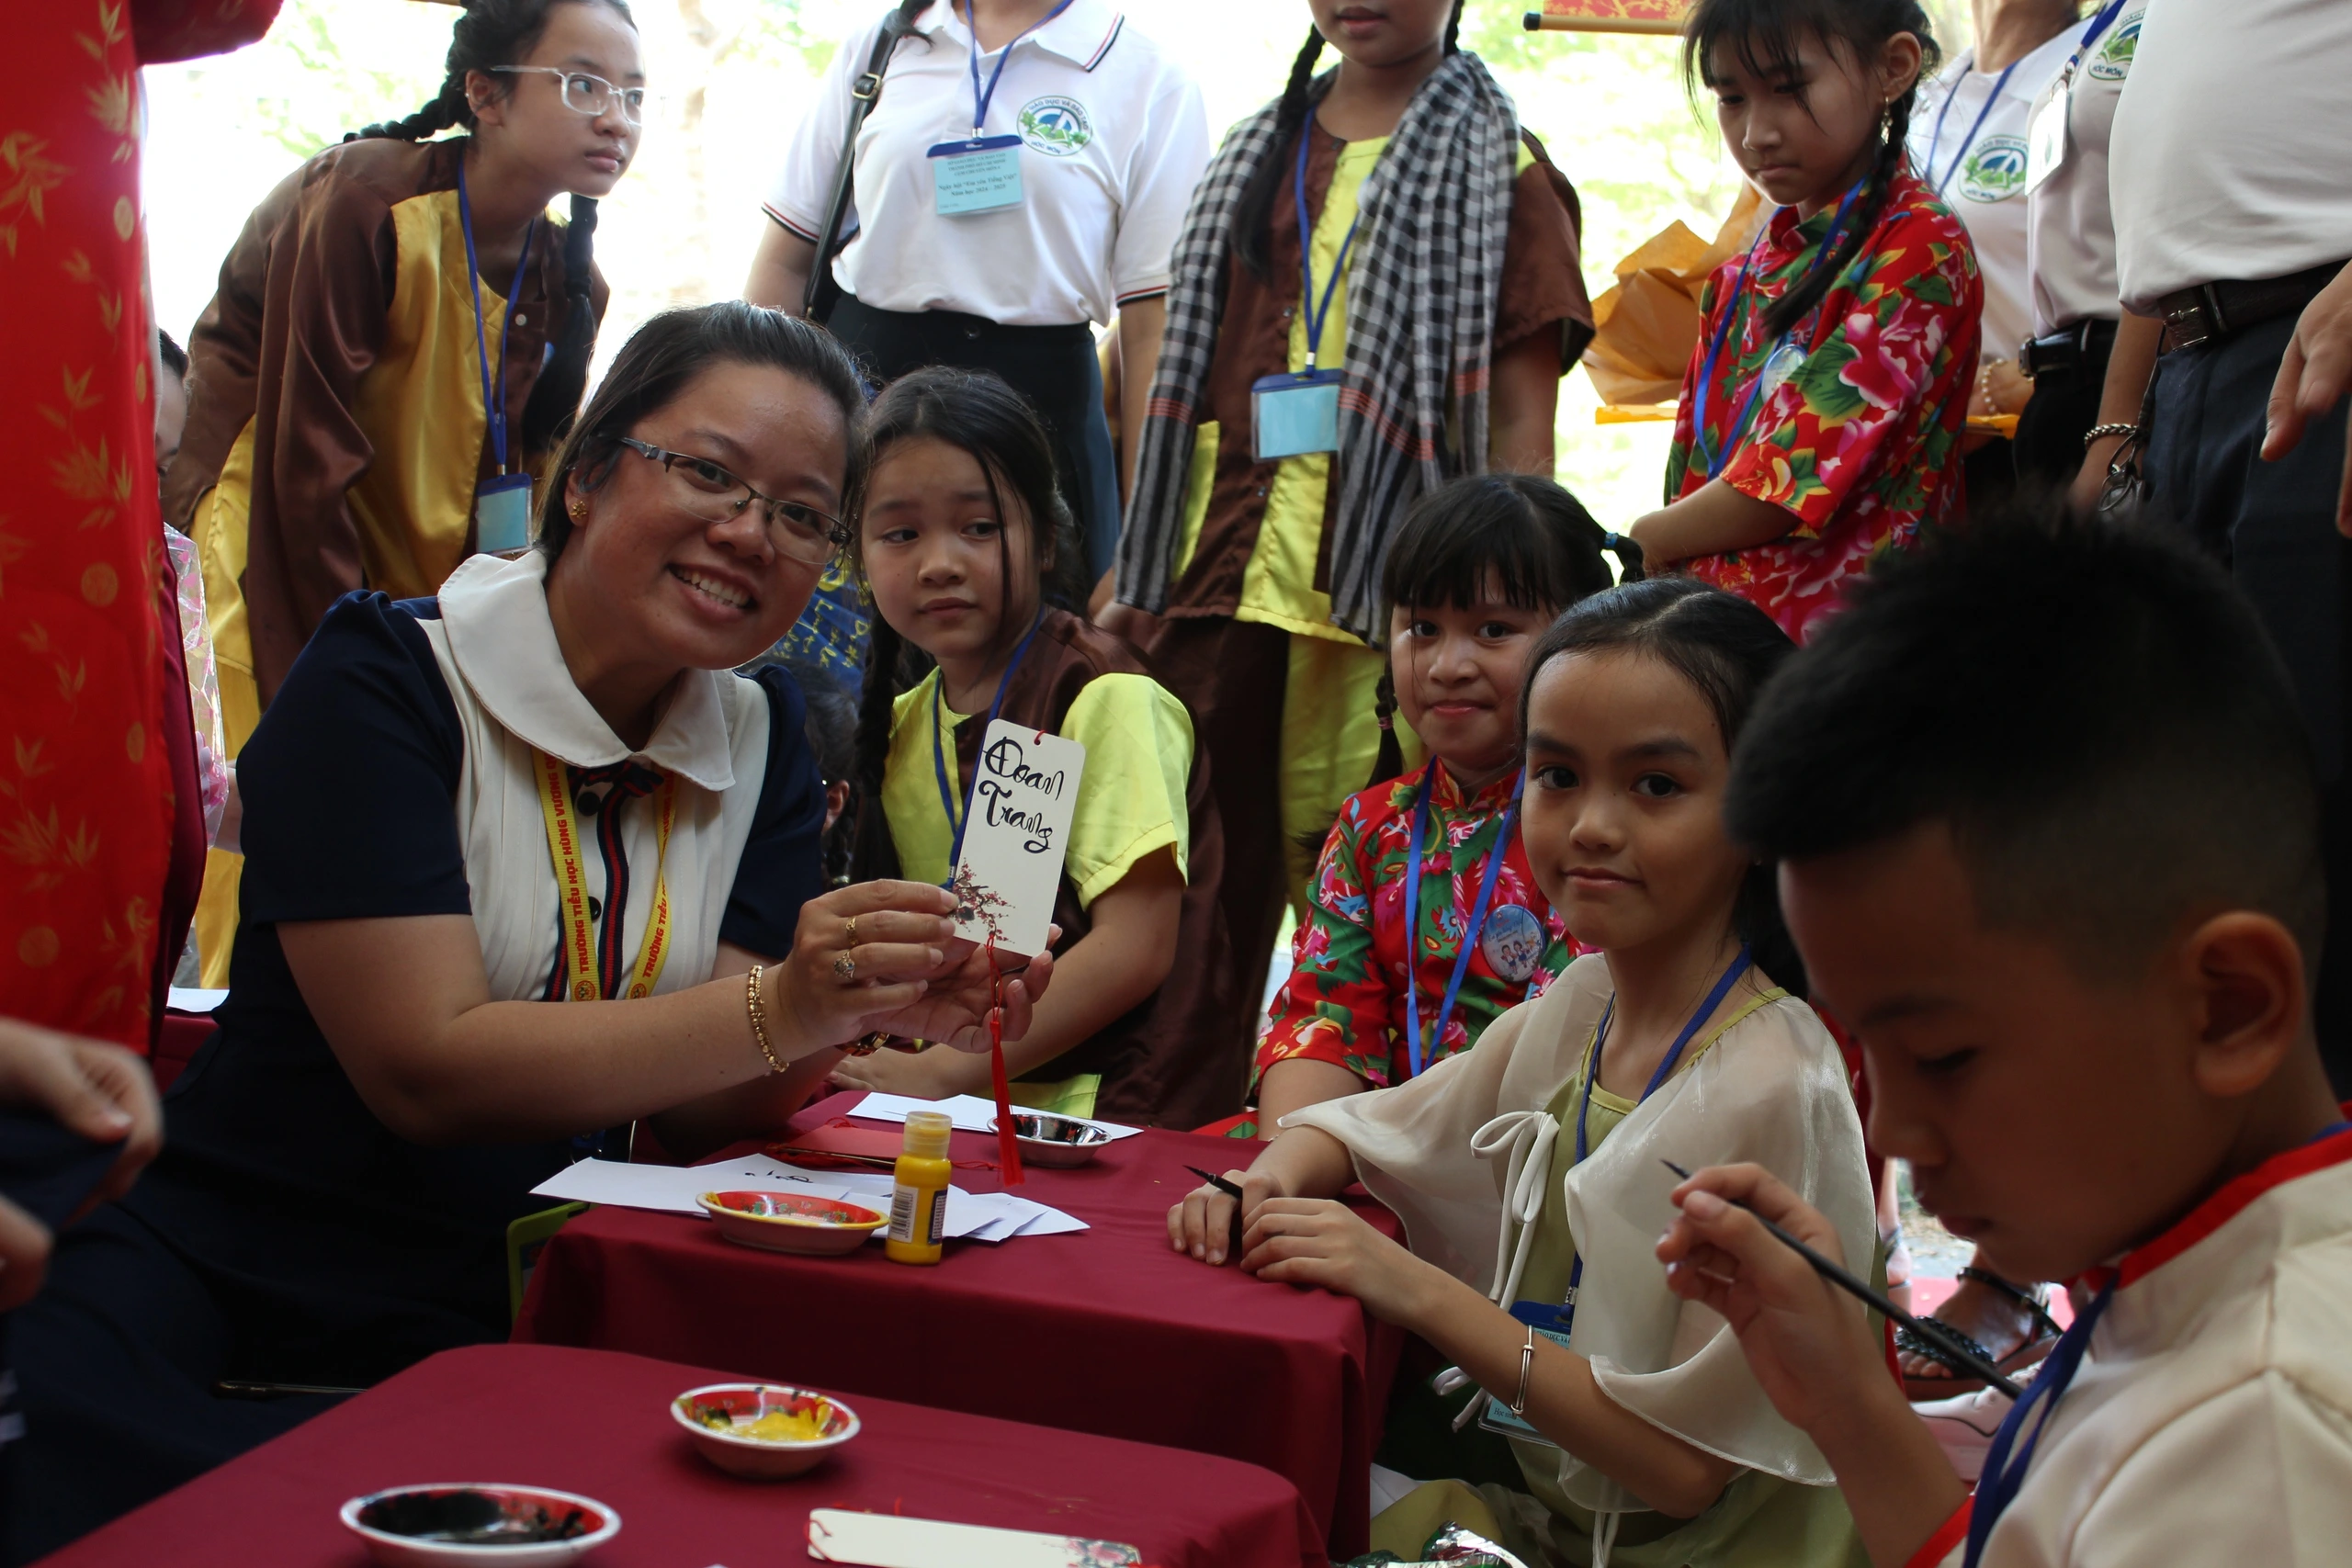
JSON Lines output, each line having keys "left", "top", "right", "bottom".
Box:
{"left": 2022, "top": 5, "right": 2143, "bottom": 337}
{"left": 763, "top": 0, "right": 1209, "bottom": 329}
{"left": 2111, "top": 0, "right": 2352, "bottom": 310}
{"left": 1908, "top": 28, "right": 2078, "bottom": 364}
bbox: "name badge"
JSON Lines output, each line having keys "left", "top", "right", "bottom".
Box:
{"left": 1251, "top": 368, "right": 1344, "bottom": 460}
{"left": 929, "top": 135, "right": 1023, "bottom": 217}
{"left": 476, "top": 473, "right": 535, "bottom": 555}
{"left": 2025, "top": 82, "right": 2069, "bottom": 192}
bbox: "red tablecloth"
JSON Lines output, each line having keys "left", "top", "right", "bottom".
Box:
{"left": 515, "top": 1095, "right": 1406, "bottom": 1556}
{"left": 38, "top": 1344, "right": 1322, "bottom": 1568}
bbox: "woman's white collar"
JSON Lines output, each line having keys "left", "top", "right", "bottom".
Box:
{"left": 437, "top": 551, "right": 737, "bottom": 791}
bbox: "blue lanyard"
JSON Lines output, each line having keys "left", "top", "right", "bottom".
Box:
{"left": 1400, "top": 766, "right": 1523, "bottom": 1080}
{"left": 1554, "top": 946, "right": 1753, "bottom": 1331}
{"left": 1927, "top": 55, "right": 2021, "bottom": 197}
{"left": 931, "top": 615, "right": 1045, "bottom": 876}
{"left": 958, "top": 0, "right": 1073, "bottom": 136}
{"left": 1293, "top": 126, "right": 1364, "bottom": 371}
{"left": 1963, "top": 1280, "right": 2113, "bottom": 1567}
{"left": 2057, "top": 0, "right": 2132, "bottom": 84}
{"left": 455, "top": 160, "right": 537, "bottom": 478}
{"left": 1689, "top": 181, "right": 1863, "bottom": 480}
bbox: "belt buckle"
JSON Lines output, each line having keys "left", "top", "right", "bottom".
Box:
{"left": 2165, "top": 294, "right": 2216, "bottom": 352}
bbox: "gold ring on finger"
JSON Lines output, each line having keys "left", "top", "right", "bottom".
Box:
{"left": 844, "top": 915, "right": 857, "bottom": 947}
{"left": 832, "top": 953, "right": 856, "bottom": 981}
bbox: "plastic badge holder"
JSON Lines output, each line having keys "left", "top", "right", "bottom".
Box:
{"left": 1251, "top": 367, "right": 1345, "bottom": 460}
{"left": 477, "top": 474, "right": 535, "bottom": 554}
{"left": 929, "top": 136, "right": 1024, "bottom": 216}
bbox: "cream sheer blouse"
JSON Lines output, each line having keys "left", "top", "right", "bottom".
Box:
{"left": 1286, "top": 953, "right": 1875, "bottom": 1524}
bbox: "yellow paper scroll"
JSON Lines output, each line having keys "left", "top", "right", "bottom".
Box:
{"left": 1581, "top": 186, "right": 1764, "bottom": 408}
{"left": 1522, "top": 0, "right": 1690, "bottom": 35}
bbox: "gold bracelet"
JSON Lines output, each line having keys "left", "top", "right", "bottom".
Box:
{"left": 745, "top": 964, "right": 785, "bottom": 1075}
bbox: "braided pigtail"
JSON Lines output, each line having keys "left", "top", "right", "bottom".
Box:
{"left": 1233, "top": 27, "right": 1329, "bottom": 278}
{"left": 347, "top": 88, "right": 466, "bottom": 144}
{"left": 1365, "top": 661, "right": 1405, "bottom": 790}
{"left": 1761, "top": 90, "right": 1905, "bottom": 336}
{"left": 520, "top": 193, "right": 601, "bottom": 449}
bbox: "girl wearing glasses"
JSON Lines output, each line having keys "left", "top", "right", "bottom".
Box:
{"left": 15, "top": 306, "right": 1055, "bottom": 1534}
{"left": 167, "top": 0, "right": 642, "bottom": 985}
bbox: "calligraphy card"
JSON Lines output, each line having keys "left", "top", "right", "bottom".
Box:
{"left": 948, "top": 720, "right": 1084, "bottom": 957}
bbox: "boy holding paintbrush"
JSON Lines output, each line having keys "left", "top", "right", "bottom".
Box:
{"left": 1658, "top": 510, "right": 2352, "bottom": 1566}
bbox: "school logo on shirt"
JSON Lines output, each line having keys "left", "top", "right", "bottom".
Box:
{"left": 1018, "top": 96, "right": 1092, "bottom": 157}
{"left": 2087, "top": 14, "right": 2143, "bottom": 81}
{"left": 1959, "top": 134, "right": 2030, "bottom": 203}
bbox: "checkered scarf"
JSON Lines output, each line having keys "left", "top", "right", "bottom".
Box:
{"left": 1114, "top": 51, "right": 1519, "bottom": 641}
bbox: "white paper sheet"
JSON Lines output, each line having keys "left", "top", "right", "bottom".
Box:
{"left": 845, "top": 1091, "right": 1142, "bottom": 1143}
{"left": 528, "top": 1156, "right": 855, "bottom": 1214}
{"left": 808, "top": 1509, "right": 1139, "bottom": 1566}
{"left": 530, "top": 1159, "right": 1089, "bottom": 1244}
{"left": 165, "top": 987, "right": 227, "bottom": 1013}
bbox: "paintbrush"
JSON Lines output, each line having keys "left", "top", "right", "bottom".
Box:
{"left": 1660, "top": 1158, "right": 2025, "bottom": 1400}
{"left": 1183, "top": 1165, "right": 1248, "bottom": 1259}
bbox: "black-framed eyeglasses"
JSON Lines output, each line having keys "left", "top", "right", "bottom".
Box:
{"left": 490, "top": 66, "right": 650, "bottom": 127}
{"left": 614, "top": 436, "right": 847, "bottom": 564}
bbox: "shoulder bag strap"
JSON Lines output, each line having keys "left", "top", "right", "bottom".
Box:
{"left": 804, "top": 0, "right": 928, "bottom": 322}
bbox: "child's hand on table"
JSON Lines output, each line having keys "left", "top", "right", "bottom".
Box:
{"left": 1167, "top": 1165, "right": 1285, "bottom": 1267}
{"left": 1239, "top": 1198, "right": 1448, "bottom": 1325}
{"left": 1656, "top": 1162, "right": 1888, "bottom": 1435}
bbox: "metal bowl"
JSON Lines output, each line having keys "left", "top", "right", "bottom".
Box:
{"left": 989, "top": 1111, "right": 1111, "bottom": 1168}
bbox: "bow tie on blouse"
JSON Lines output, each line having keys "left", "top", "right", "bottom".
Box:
{"left": 570, "top": 758, "right": 666, "bottom": 816}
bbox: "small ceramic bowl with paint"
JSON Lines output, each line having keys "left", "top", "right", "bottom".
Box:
{"left": 989, "top": 1111, "right": 1111, "bottom": 1168}
{"left": 671, "top": 1383, "right": 860, "bottom": 1480}
{"left": 696, "top": 1190, "right": 887, "bottom": 1256}
{"left": 338, "top": 1483, "right": 620, "bottom": 1565}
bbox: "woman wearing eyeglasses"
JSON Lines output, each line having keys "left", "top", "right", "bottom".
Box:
{"left": 11, "top": 303, "right": 1054, "bottom": 1546}
{"left": 167, "top": 0, "right": 644, "bottom": 985}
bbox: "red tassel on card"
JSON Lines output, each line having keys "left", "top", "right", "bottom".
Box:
{"left": 986, "top": 941, "right": 1023, "bottom": 1185}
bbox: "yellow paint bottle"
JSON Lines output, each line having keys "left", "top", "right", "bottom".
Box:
{"left": 884, "top": 1110, "right": 954, "bottom": 1265}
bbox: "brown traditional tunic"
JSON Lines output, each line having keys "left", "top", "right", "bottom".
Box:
{"left": 165, "top": 134, "right": 606, "bottom": 739}
{"left": 851, "top": 609, "right": 1242, "bottom": 1128}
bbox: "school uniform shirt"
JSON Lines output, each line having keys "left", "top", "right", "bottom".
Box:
{"left": 2111, "top": 0, "right": 2352, "bottom": 310}
{"left": 1286, "top": 955, "right": 1874, "bottom": 1566}
{"left": 1907, "top": 30, "right": 2077, "bottom": 363}
{"left": 166, "top": 134, "right": 605, "bottom": 739}
{"left": 1160, "top": 126, "right": 1590, "bottom": 642}
{"left": 1665, "top": 165, "right": 1981, "bottom": 643}
{"left": 1904, "top": 1123, "right": 2352, "bottom": 1568}
{"left": 2023, "top": 6, "right": 2144, "bottom": 338}
{"left": 763, "top": 0, "right": 1207, "bottom": 329}
{"left": 119, "top": 550, "right": 823, "bottom": 1383}
{"left": 1256, "top": 758, "right": 1577, "bottom": 1094}
{"left": 852, "top": 608, "right": 1238, "bottom": 1126}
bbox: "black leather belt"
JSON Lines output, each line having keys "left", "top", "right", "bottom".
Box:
{"left": 2018, "top": 317, "right": 2119, "bottom": 381}
{"left": 2157, "top": 261, "right": 2346, "bottom": 354}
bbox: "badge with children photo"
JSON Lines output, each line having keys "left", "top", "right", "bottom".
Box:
{"left": 948, "top": 720, "right": 1085, "bottom": 957}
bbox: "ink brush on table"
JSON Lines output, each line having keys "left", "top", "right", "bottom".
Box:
{"left": 1660, "top": 1158, "right": 2026, "bottom": 1400}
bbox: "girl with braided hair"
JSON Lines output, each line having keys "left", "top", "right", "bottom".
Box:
{"left": 1246, "top": 474, "right": 1621, "bottom": 1137}
{"left": 1107, "top": 0, "right": 1595, "bottom": 1046}
{"left": 169, "top": 0, "right": 640, "bottom": 983}
{"left": 1625, "top": 0, "right": 1981, "bottom": 645}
